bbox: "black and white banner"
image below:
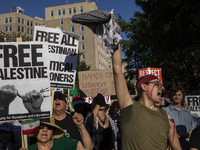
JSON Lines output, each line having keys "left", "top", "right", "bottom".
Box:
{"left": 0, "top": 42, "right": 51, "bottom": 121}
{"left": 185, "top": 95, "right": 200, "bottom": 121}
{"left": 34, "top": 26, "right": 79, "bottom": 89}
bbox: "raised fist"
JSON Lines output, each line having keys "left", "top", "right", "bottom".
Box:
{"left": 21, "top": 90, "right": 43, "bottom": 113}
{"left": 0, "top": 85, "right": 18, "bottom": 116}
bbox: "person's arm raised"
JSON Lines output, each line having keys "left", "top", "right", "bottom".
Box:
{"left": 73, "top": 112, "right": 94, "bottom": 150}
{"left": 112, "top": 25, "right": 132, "bottom": 109}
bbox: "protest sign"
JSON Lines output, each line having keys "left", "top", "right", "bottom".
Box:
{"left": 185, "top": 95, "right": 200, "bottom": 121}
{"left": 33, "top": 26, "right": 79, "bottom": 89}
{"left": 84, "top": 96, "right": 111, "bottom": 104}
{"left": 78, "top": 69, "right": 115, "bottom": 97}
{"left": 0, "top": 42, "right": 51, "bottom": 121}
{"left": 138, "top": 67, "right": 163, "bottom": 84}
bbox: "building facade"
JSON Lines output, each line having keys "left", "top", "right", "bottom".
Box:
{"left": 45, "top": 1, "right": 110, "bottom": 70}
{"left": 0, "top": 6, "right": 45, "bottom": 41}
{"left": 0, "top": 2, "right": 125, "bottom": 72}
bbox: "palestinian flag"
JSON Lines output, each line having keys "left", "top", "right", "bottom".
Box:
{"left": 21, "top": 117, "right": 40, "bottom": 134}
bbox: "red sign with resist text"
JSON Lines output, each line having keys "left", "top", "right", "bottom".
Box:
{"left": 138, "top": 67, "right": 162, "bottom": 84}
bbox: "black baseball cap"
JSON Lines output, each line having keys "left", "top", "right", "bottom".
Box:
{"left": 54, "top": 91, "right": 66, "bottom": 103}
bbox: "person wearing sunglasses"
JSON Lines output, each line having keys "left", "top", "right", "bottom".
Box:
{"left": 19, "top": 114, "right": 93, "bottom": 150}
{"left": 111, "top": 25, "right": 181, "bottom": 150}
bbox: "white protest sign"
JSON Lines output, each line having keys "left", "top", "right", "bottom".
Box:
{"left": 33, "top": 26, "right": 79, "bottom": 89}
{"left": 185, "top": 95, "right": 200, "bottom": 121}
{"left": 0, "top": 42, "right": 51, "bottom": 121}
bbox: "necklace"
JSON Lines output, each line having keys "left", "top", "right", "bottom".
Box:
{"left": 98, "top": 116, "right": 107, "bottom": 125}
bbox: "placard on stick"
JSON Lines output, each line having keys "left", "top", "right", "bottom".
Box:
{"left": 185, "top": 95, "right": 200, "bottom": 122}
{"left": 0, "top": 42, "right": 51, "bottom": 121}
{"left": 78, "top": 69, "right": 115, "bottom": 97}
{"left": 33, "top": 26, "right": 79, "bottom": 89}
{"left": 138, "top": 67, "right": 163, "bottom": 84}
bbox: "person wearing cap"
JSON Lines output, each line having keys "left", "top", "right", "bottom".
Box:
{"left": 84, "top": 93, "right": 118, "bottom": 150}
{"left": 164, "top": 86, "right": 196, "bottom": 150}
{"left": 111, "top": 25, "right": 181, "bottom": 149}
{"left": 0, "top": 122, "right": 21, "bottom": 150}
{"left": 53, "top": 91, "right": 81, "bottom": 141}
{"left": 19, "top": 114, "right": 93, "bottom": 150}
{"left": 72, "top": 96, "right": 90, "bottom": 119}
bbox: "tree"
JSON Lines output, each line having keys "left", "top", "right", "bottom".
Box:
{"left": 118, "top": 0, "right": 200, "bottom": 93}
{"left": 75, "top": 52, "right": 91, "bottom": 93}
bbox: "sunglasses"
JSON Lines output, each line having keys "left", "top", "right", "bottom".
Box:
{"left": 39, "top": 124, "right": 54, "bottom": 130}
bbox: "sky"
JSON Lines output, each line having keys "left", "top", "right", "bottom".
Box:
{"left": 0, "top": 0, "right": 142, "bottom": 38}
{"left": 0, "top": 0, "right": 141, "bottom": 21}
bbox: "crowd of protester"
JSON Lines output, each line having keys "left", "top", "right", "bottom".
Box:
{"left": 0, "top": 25, "right": 200, "bottom": 150}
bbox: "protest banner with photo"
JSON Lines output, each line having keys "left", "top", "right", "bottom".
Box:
{"left": 33, "top": 26, "right": 79, "bottom": 89}
{"left": 84, "top": 96, "right": 111, "bottom": 104}
{"left": 185, "top": 95, "right": 200, "bottom": 121}
{"left": 0, "top": 42, "right": 51, "bottom": 121}
{"left": 78, "top": 69, "right": 115, "bottom": 97}
{"left": 138, "top": 67, "right": 163, "bottom": 84}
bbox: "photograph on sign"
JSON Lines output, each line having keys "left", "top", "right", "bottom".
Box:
{"left": 33, "top": 26, "right": 79, "bottom": 89}
{"left": 78, "top": 69, "right": 115, "bottom": 97}
{"left": 0, "top": 42, "right": 51, "bottom": 121}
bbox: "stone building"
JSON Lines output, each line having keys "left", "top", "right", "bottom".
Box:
{"left": 0, "top": 6, "right": 45, "bottom": 41}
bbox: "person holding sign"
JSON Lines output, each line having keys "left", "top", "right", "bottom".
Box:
{"left": 111, "top": 25, "right": 181, "bottom": 150}
{"left": 164, "top": 86, "right": 196, "bottom": 150}
{"left": 19, "top": 115, "right": 93, "bottom": 150}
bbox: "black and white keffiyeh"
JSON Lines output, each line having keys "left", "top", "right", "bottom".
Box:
{"left": 71, "top": 9, "right": 122, "bottom": 47}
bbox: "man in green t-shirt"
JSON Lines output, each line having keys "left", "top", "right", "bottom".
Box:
{"left": 111, "top": 25, "right": 182, "bottom": 150}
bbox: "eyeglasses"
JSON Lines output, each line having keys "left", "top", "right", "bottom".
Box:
{"left": 39, "top": 124, "right": 54, "bottom": 130}
{"left": 145, "top": 81, "right": 163, "bottom": 88}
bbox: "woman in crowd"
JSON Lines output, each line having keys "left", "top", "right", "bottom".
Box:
{"left": 85, "top": 93, "right": 118, "bottom": 150}
{"left": 19, "top": 114, "right": 93, "bottom": 150}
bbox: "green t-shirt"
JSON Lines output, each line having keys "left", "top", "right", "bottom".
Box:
{"left": 120, "top": 101, "right": 170, "bottom": 150}
{"left": 28, "top": 136, "right": 79, "bottom": 150}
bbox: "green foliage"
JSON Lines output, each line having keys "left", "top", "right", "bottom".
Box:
{"left": 118, "top": 0, "right": 200, "bottom": 93}
{"left": 75, "top": 52, "right": 91, "bottom": 93}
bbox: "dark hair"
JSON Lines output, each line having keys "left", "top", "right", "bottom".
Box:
{"left": 0, "top": 130, "right": 19, "bottom": 146}
{"left": 168, "top": 85, "right": 186, "bottom": 102}
{"left": 110, "top": 101, "right": 120, "bottom": 110}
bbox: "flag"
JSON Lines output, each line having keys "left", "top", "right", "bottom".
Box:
{"left": 69, "top": 85, "right": 78, "bottom": 112}
{"left": 70, "top": 85, "right": 78, "bottom": 98}
{"left": 21, "top": 117, "right": 40, "bottom": 134}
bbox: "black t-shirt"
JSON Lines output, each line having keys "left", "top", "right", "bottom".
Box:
{"left": 189, "top": 126, "right": 200, "bottom": 149}
{"left": 55, "top": 113, "right": 82, "bottom": 141}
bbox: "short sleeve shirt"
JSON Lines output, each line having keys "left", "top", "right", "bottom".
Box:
{"left": 164, "top": 104, "right": 196, "bottom": 149}
{"left": 28, "top": 136, "right": 79, "bottom": 150}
